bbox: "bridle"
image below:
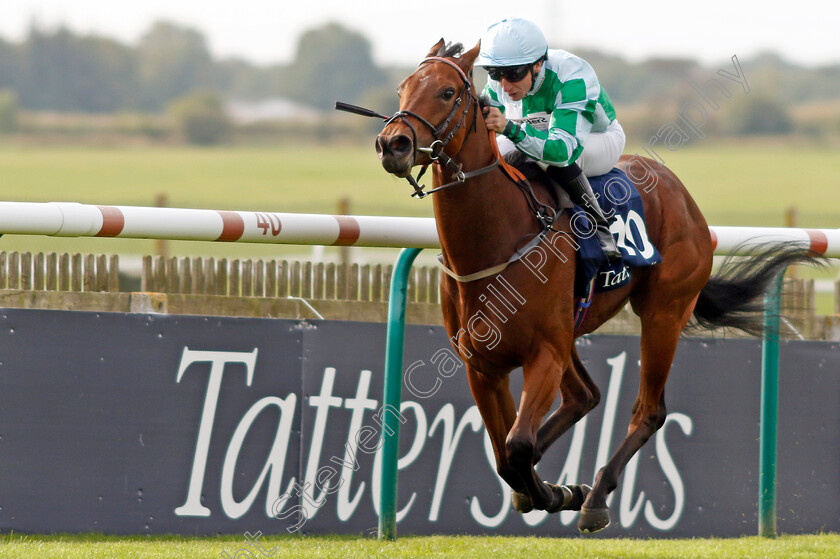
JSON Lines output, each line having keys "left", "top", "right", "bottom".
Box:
{"left": 385, "top": 56, "right": 497, "bottom": 198}
{"left": 335, "top": 55, "right": 557, "bottom": 229}
{"left": 393, "top": 57, "right": 474, "bottom": 152}
{"left": 337, "top": 56, "right": 499, "bottom": 199}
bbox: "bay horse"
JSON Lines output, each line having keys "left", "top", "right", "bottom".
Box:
{"left": 371, "top": 40, "right": 818, "bottom": 533}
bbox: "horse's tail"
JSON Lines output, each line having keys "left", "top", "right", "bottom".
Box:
{"left": 690, "top": 242, "right": 826, "bottom": 337}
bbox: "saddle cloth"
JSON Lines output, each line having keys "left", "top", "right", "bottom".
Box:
{"left": 572, "top": 167, "right": 661, "bottom": 296}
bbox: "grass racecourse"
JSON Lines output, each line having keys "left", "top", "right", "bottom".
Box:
{"left": 0, "top": 140, "right": 838, "bottom": 555}
{"left": 0, "top": 532, "right": 838, "bottom": 559}
{"left": 0, "top": 138, "right": 838, "bottom": 306}
{"left": 0, "top": 140, "right": 839, "bottom": 259}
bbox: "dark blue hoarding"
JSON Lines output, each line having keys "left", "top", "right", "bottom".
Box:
{"left": 0, "top": 309, "right": 836, "bottom": 536}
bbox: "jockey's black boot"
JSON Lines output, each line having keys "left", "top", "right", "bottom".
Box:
{"left": 546, "top": 164, "right": 621, "bottom": 261}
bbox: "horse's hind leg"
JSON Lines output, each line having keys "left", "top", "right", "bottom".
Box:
{"left": 578, "top": 297, "right": 697, "bottom": 533}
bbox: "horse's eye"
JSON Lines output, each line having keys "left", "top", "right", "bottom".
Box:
{"left": 441, "top": 88, "right": 456, "bottom": 101}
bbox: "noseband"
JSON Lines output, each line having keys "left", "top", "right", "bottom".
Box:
{"left": 385, "top": 57, "right": 480, "bottom": 196}
{"left": 335, "top": 54, "right": 560, "bottom": 250}
{"left": 337, "top": 56, "right": 498, "bottom": 198}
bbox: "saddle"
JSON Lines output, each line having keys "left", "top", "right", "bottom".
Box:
{"left": 502, "top": 152, "right": 662, "bottom": 329}
{"left": 502, "top": 151, "right": 573, "bottom": 211}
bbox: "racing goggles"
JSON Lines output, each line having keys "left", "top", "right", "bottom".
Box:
{"left": 486, "top": 63, "right": 533, "bottom": 83}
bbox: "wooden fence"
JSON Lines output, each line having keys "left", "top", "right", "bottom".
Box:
{"left": 0, "top": 250, "right": 837, "bottom": 339}
{"left": 139, "top": 255, "right": 441, "bottom": 304}
{"left": 0, "top": 251, "right": 442, "bottom": 324}
{"left": 0, "top": 251, "right": 119, "bottom": 292}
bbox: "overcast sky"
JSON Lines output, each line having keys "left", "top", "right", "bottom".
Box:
{"left": 0, "top": 0, "right": 837, "bottom": 68}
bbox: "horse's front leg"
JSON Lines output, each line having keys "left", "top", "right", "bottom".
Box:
{"left": 504, "top": 346, "right": 571, "bottom": 512}
{"left": 535, "top": 346, "right": 601, "bottom": 461}
{"left": 516, "top": 346, "right": 601, "bottom": 513}
{"left": 464, "top": 366, "right": 526, "bottom": 495}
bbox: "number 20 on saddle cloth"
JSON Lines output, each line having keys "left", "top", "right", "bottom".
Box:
{"left": 572, "top": 168, "right": 661, "bottom": 327}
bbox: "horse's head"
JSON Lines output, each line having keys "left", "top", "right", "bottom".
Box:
{"left": 376, "top": 40, "right": 481, "bottom": 178}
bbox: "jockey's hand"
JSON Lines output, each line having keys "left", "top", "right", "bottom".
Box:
{"left": 482, "top": 106, "right": 507, "bottom": 134}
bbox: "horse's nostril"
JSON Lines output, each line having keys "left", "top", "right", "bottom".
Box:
{"left": 389, "top": 135, "right": 412, "bottom": 156}
{"left": 376, "top": 133, "right": 412, "bottom": 165}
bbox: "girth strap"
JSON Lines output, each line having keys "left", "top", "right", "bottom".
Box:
{"left": 437, "top": 230, "right": 550, "bottom": 283}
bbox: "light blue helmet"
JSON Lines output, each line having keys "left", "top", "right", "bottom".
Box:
{"left": 476, "top": 18, "right": 548, "bottom": 67}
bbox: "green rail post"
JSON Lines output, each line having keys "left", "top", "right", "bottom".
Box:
{"left": 378, "top": 247, "right": 422, "bottom": 540}
{"left": 759, "top": 271, "right": 784, "bottom": 537}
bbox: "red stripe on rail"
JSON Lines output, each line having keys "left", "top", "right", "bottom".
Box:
{"left": 806, "top": 229, "right": 828, "bottom": 255}
{"left": 333, "top": 215, "right": 361, "bottom": 246}
{"left": 216, "top": 211, "right": 245, "bottom": 242}
{"left": 709, "top": 228, "right": 718, "bottom": 251}
{"left": 96, "top": 206, "right": 125, "bottom": 237}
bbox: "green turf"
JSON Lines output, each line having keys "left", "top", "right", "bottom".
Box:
{"left": 0, "top": 140, "right": 838, "bottom": 254}
{"left": 2, "top": 140, "right": 837, "bottom": 224}
{"left": 650, "top": 140, "right": 840, "bottom": 229}
{"left": 0, "top": 144, "right": 407, "bottom": 213}
{"left": 0, "top": 532, "right": 837, "bottom": 559}
{"left": 0, "top": 143, "right": 421, "bottom": 260}
{"left": 0, "top": 140, "right": 837, "bottom": 277}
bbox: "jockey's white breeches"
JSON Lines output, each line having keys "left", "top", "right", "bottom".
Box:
{"left": 578, "top": 119, "right": 626, "bottom": 177}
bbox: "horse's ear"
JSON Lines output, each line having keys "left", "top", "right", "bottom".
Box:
{"left": 457, "top": 41, "right": 481, "bottom": 72}
{"left": 426, "top": 38, "right": 445, "bottom": 58}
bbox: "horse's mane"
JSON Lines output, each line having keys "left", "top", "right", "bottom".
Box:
{"left": 435, "top": 42, "right": 464, "bottom": 58}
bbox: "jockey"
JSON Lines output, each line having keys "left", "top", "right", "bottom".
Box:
{"left": 477, "top": 17, "right": 624, "bottom": 260}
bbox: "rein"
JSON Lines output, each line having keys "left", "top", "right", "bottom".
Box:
{"left": 335, "top": 54, "right": 561, "bottom": 278}
{"left": 335, "top": 57, "right": 554, "bottom": 218}
{"left": 339, "top": 56, "right": 487, "bottom": 199}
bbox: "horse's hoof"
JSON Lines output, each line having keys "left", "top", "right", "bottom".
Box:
{"left": 544, "top": 482, "right": 573, "bottom": 513}
{"left": 511, "top": 490, "right": 533, "bottom": 514}
{"left": 578, "top": 507, "right": 611, "bottom": 533}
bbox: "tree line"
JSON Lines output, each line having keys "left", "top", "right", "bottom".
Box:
{"left": 0, "top": 20, "right": 389, "bottom": 113}
{"left": 0, "top": 20, "right": 839, "bottom": 139}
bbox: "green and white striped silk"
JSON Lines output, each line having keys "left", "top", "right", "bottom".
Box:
{"left": 483, "top": 49, "right": 617, "bottom": 167}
